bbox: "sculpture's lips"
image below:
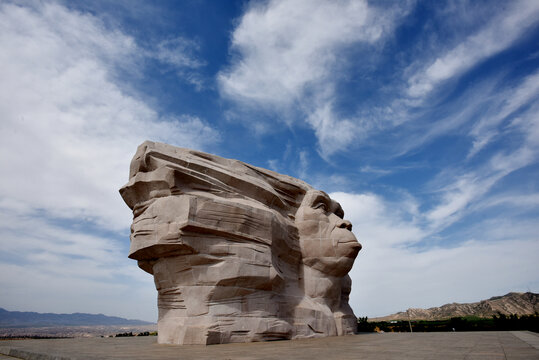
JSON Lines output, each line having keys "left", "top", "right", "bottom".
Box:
{"left": 338, "top": 237, "right": 362, "bottom": 254}
{"left": 332, "top": 228, "right": 359, "bottom": 244}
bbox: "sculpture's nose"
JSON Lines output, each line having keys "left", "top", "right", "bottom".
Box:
{"left": 337, "top": 219, "right": 352, "bottom": 231}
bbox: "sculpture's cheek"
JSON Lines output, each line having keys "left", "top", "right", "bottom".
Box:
{"left": 297, "top": 231, "right": 335, "bottom": 260}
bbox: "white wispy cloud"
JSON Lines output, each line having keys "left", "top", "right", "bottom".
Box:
{"left": 332, "top": 89, "right": 539, "bottom": 313}
{"left": 345, "top": 0, "right": 539, "bottom": 162}
{"left": 297, "top": 150, "right": 309, "bottom": 180}
{"left": 332, "top": 192, "right": 424, "bottom": 247}
{"left": 0, "top": 207, "right": 157, "bottom": 319}
{"left": 218, "top": 0, "right": 539, "bottom": 318}
{"left": 475, "top": 193, "right": 539, "bottom": 212}
{"left": 0, "top": 2, "right": 218, "bottom": 320}
{"left": 468, "top": 70, "right": 539, "bottom": 158}
{"left": 218, "top": 0, "right": 410, "bottom": 156}
{"left": 354, "top": 237, "right": 539, "bottom": 317}
{"left": 1, "top": 0, "right": 536, "bottom": 323}
{"left": 154, "top": 36, "right": 207, "bottom": 90}
{"left": 155, "top": 36, "right": 204, "bottom": 68}
{"left": 425, "top": 140, "right": 538, "bottom": 232}
{"left": 359, "top": 165, "right": 393, "bottom": 176}
{"left": 380, "top": 65, "right": 539, "bottom": 165}
{"left": 406, "top": 0, "right": 539, "bottom": 98}
{"left": 332, "top": 191, "right": 539, "bottom": 317}
{"left": 218, "top": 0, "right": 538, "bottom": 159}
{"left": 0, "top": 2, "right": 218, "bottom": 231}
{"left": 0, "top": 261, "right": 156, "bottom": 319}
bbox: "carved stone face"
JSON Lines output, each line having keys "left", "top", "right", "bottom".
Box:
{"left": 295, "top": 190, "right": 361, "bottom": 277}
{"left": 120, "top": 141, "right": 362, "bottom": 344}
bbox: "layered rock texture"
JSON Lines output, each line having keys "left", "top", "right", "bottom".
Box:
{"left": 119, "top": 141, "right": 361, "bottom": 345}
{"left": 373, "top": 292, "right": 539, "bottom": 321}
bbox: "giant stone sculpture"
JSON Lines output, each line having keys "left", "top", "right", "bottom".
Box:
{"left": 120, "top": 141, "right": 361, "bottom": 345}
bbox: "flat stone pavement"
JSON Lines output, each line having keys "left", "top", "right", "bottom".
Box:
{"left": 1, "top": 331, "right": 538, "bottom": 360}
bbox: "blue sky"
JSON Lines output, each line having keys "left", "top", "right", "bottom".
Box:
{"left": 0, "top": 0, "right": 538, "bottom": 322}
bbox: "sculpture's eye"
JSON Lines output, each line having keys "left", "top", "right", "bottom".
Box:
{"left": 313, "top": 202, "right": 328, "bottom": 211}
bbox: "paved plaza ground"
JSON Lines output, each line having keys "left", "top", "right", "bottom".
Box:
{"left": 1, "top": 331, "right": 538, "bottom": 359}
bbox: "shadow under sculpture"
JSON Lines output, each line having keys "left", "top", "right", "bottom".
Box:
{"left": 120, "top": 141, "right": 361, "bottom": 345}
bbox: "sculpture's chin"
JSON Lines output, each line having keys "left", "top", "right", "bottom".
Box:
{"left": 337, "top": 257, "right": 357, "bottom": 274}
{"left": 303, "top": 256, "right": 357, "bottom": 277}
{"left": 341, "top": 241, "right": 361, "bottom": 259}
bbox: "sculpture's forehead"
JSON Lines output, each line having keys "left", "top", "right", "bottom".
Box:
{"left": 302, "top": 190, "right": 330, "bottom": 204}
{"left": 301, "top": 190, "right": 344, "bottom": 218}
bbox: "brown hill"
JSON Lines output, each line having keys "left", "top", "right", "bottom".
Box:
{"left": 372, "top": 292, "right": 538, "bottom": 321}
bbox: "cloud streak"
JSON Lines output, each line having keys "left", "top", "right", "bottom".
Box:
{"left": 0, "top": 1, "right": 219, "bottom": 320}
{"left": 1, "top": 0, "right": 537, "bottom": 324}
{"left": 332, "top": 190, "right": 539, "bottom": 317}
{"left": 218, "top": 0, "right": 410, "bottom": 156}
{"left": 154, "top": 36, "right": 207, "bottom": 90}
{"left": 406, "top": 0, "right": 539, "bottom": 98}
{"left": 0, "top": 2, "right": 218, "bottom": 231}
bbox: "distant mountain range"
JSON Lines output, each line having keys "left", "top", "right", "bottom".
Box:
{"left": 373, "top": 292, "right": 539, "bottom": 321}
{"left": 0, "top": 308, "right": 154, "bottom": 328}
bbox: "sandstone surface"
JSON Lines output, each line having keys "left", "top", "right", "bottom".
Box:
{"left": 120, "top": 141, "right": 361, "bottom": 344}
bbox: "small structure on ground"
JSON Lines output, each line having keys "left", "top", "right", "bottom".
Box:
{"left": 120, "top": 141, "right": 361, "bottom": 345}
